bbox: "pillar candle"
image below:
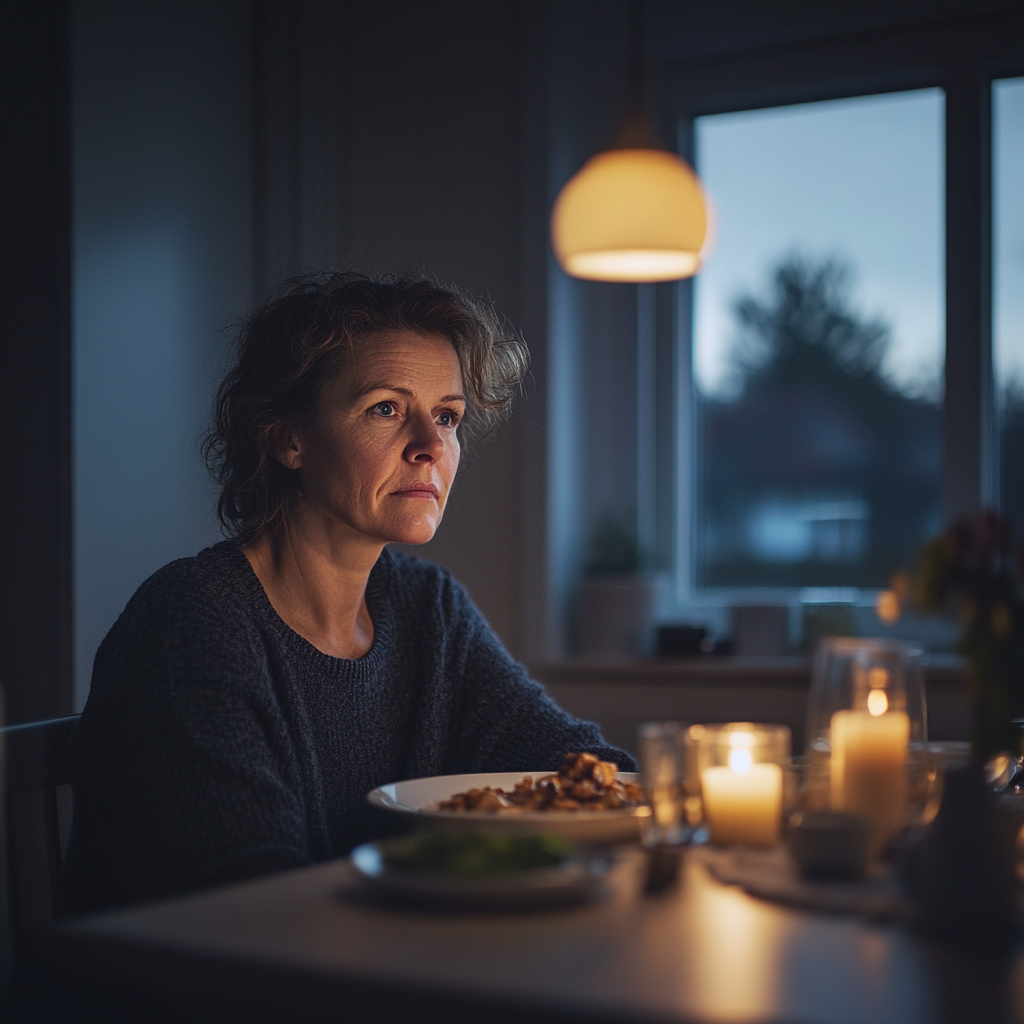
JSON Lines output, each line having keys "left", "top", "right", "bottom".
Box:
{"left": 830, "top": 709, "right": 909, "bottom": 853}
{"left": 701, "top": 763, "right": 783, "bottom": 846}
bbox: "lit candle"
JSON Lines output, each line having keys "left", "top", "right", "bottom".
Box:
{"left": 830, "top": 683, "right": 909, "bottom": 855}
{"left": 701, "top": 732, "right": 783, "bottom": 846}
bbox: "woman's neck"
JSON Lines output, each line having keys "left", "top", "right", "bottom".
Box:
{"left": 241, "top": 519, "right": 382, "bottom": 660}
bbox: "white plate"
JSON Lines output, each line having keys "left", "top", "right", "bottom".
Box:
{"left": 367, "top": 771, "right": 648, "bottom": 846}
{"left": 350, "top": 841, "right": 612, "bottom": 910}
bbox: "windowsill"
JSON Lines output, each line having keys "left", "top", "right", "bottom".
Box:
{"left": 531, "top": 654, "right": 967, "bottom": 691}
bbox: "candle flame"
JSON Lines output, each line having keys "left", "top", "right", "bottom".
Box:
{"left": 867, "top": 688, "right": 889, "bottom": 716}
{"left": 728, "top": 748, "right": 753, "bottom": 774}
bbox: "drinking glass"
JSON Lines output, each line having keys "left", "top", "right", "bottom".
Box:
{"left": 638, "top": 721, "right": 687, "bottom": 846}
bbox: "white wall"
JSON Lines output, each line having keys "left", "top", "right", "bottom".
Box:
{"left": 340, "top": 2, "right": 524, "bottom": 653}
{"left": 72, "top": 0, "right": 253, "bottom": 708}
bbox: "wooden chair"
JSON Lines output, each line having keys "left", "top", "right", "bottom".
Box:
{"left": 2, "top": 715, "right": 80, "bottom": 966}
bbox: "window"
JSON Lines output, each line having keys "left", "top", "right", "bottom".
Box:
{"left": 691, "top": 90, "right": 945, "bottom": 590}
{"left": 533, "top": 10, "right": 1024, "bottom": 661}
{"left": 995, "top": 77, "right": 1024, "bottom": 543}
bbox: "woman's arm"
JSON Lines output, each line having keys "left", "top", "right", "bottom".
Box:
{"left": 436, "top": 576, "right": 638, "bottom": 775}
{"left": 61, "top": 563, "right": 311, "bottom": 916}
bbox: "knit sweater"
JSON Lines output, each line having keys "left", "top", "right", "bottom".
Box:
{"left": 60, "top": 542, "right": 635, "bottom": 914}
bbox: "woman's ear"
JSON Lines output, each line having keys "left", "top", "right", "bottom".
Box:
{"left": 270, "top": 422, "right": 303, "bottom": 470}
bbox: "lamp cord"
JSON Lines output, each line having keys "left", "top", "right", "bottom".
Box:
{"left": 614, "top": 0, "right": 661, "bottom": 150}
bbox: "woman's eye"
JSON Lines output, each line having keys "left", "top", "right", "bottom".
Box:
{"left": 438, "top": 410, "right": 460, "bottom": 427}
{"left": 374, "top": 402, "right": 395, "bottom": 417}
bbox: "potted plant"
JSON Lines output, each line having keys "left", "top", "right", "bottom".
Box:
{"left": 576, "top": 514, "right": 664, "bottom": 660}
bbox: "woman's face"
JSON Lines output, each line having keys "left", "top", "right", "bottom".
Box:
{"left": 283, "top": 330, "right": 465, "bottom": 547}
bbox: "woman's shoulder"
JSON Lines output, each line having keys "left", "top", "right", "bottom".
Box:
{"left": 115, "top": 541, "right": 259, "bottom": 635}
{"left": 89, "top": 542, "right": 273, "bottom": 700}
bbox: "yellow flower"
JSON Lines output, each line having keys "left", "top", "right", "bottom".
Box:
{"left": 876, "top": 590, "right": 901, "bottom": 624}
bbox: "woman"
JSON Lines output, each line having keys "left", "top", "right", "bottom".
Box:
{"left": 61, "top": 271, "right": 635, "bottom": 915}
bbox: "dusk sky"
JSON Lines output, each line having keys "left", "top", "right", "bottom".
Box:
{"left": 996, "top": 77, "right": 1024, "bottom": 395}
{"left": 694, "top": 80, "right": 1024, "bottom": 401}
{"left": 693, "top": 88, "right": 944, "bottom": 400}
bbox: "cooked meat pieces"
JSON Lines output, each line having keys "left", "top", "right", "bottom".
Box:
{"left": 437, "top": 753, "right": 643, "bottom": 814}
{"left": 571, "top": 779, "right": 599, "bottom": 801}
{"left": 563, "top": 751, "right": 600, "bottom": 780}
{"left": 437, "top": 787, "right": 510, "bottom": 812}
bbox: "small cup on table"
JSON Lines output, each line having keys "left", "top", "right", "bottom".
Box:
{"left": 638, "top": 721, "right": 688, "bottom": 892}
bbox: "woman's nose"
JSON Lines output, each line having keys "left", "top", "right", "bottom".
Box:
{"left": 403, "top": 417, "right": 445, "bottom": 463}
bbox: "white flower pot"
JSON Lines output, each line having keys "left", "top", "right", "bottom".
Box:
{"left": 578, "top": 575, "right": 663, "bottom": 659}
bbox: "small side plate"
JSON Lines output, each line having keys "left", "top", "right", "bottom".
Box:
{"left": 350, "top": 842, "right": 612, "bottom": 911}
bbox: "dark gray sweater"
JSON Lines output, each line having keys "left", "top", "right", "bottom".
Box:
{"left": 61, "top": 542, "right": 635, "bottom": 914}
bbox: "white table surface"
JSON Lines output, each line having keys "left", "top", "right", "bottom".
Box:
{"left": 45, "top": 848, "right": 1024, "bottom": 1023}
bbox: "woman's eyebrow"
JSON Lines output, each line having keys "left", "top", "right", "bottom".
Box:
{"left": 356, "top": 382, "right": 414, "bottom": 398}
{"left": 354, "top": 382, "right": 466, "bottom": 404}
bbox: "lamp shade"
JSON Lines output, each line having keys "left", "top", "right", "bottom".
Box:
{"left": 551, "top": 148, "right": 709, "bottom": 283}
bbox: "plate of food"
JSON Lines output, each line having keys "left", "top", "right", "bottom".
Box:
{"left": 367, "top": 752, "right": 648, "bottom": 845}
{"left": 350, "top": 831, "right": 612, "bottom": 910}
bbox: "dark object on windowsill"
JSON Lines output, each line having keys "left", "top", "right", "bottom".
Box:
{"left": 654, "top": 630, "right": 735, "bottom": 659}
{"left": 656, "top": 625, "right": 707, "bottom": 657}
{"left": 644, "top": 843, "right": 684, "bottom": 894}
{"left": 786, "top": 812, "right": 871, "bottom": 879}
{"left": 902, "top": 764, "right": 1018, "bottom": 944}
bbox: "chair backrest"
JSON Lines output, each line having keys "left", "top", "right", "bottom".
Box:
{"left": 3, "top": 715, "right": 80, "bottom": 950}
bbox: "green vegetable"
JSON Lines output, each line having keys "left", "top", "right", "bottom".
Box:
{"left": 380, "top": 831, "right": 570, "bottom": 878}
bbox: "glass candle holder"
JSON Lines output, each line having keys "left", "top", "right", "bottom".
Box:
{"left": 689, "top": 722, "right": 791, "bottom": 846}
{"left": 806, "top": 638, "right": 927, "bottom": 856}
{"left": 638, "top": 721, "right": 687, "bottom": 845}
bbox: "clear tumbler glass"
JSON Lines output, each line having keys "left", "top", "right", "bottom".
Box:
{"left": 638, "top": 721, "right": 687, "bottom": 846}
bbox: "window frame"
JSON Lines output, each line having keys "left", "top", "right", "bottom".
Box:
{"left": 649, "top": 11, "right": 1024, "bottom": 611}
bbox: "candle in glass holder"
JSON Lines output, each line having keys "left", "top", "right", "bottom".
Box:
{"left": 698, "top": 725, "right": 787, "bottom": 846}
{"left": 806, "top": 640, "right": 925, "bottom": 854}
{"left": 830, "top": 683, "right": 909, "bottom": 852}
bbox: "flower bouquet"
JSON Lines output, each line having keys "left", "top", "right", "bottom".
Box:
{"left": 884, "top": 511, "right": 1024, "bottom": 764}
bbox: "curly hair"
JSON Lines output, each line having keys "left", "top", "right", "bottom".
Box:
{"left": 202, "top": 271, "right": 529, "bottom": 543}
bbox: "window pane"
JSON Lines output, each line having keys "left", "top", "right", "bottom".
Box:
{"left": 693, "top": 90, "right": 944, "bottom": 588}
{"left": 995, "top": 78, "right": 1024, "bottom": 543}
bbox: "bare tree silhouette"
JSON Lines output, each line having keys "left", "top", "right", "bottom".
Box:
{"left": 698, "top": 253, "right": 941, "bottom": 588}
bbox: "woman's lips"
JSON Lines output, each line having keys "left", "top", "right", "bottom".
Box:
{"left": 391, "top": 484, "right": 439, "bottom": 499}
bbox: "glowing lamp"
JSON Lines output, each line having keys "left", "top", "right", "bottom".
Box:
{"left": 551, "top": 148, "right": 709, "bottom": 283}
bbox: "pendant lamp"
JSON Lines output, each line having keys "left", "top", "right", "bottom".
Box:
{"left": 550, "top": 5, "right": 709, "bottom": 283}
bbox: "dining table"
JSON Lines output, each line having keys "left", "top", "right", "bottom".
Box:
{"left": 37, "top": 844, "right": 1024, "bottom": 1024}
